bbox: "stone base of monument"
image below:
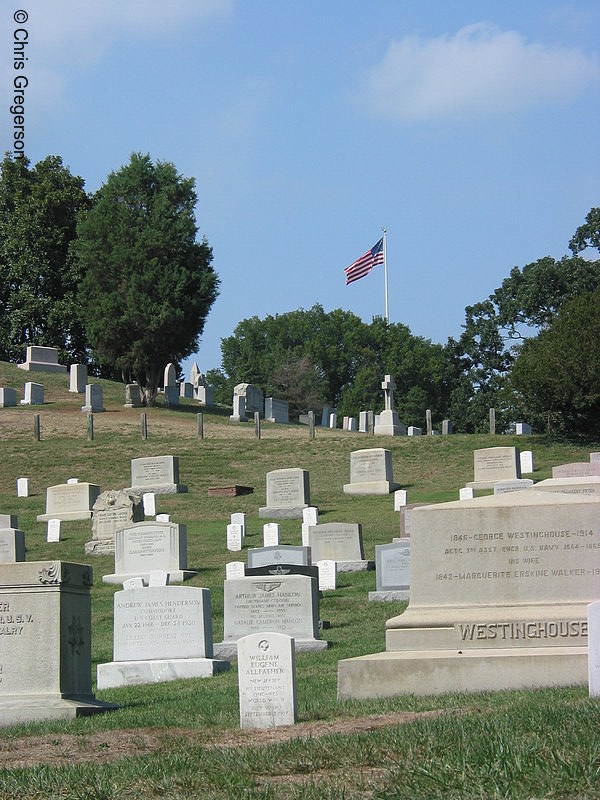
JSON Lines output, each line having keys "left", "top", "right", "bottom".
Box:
{"left": 337, "top": 646, "right": 587, "bottom": 699}
{"left": 102, "top": 569, "right": 198, "bottom": 585}
{"left": 84, "top": 539, "right": 115, "bottom": 556}
{"left": 97, "top": 657, "right": 230, "bottom": 689}
{"left": 125, "top": 484, "right": 188, "bottom": 495}
{"left": 336, "top": 560, "right": 374, "bottom": 572}
{"left": 213, "top": 638, "right": 329, "bottom": 660}
{"left": 373, "top": 410, "right": 407, "bottom": 437}
{"left": 37, "top": 510, "right": 93, "bottom": 522}
{"left": 368, "top": 590, "right": 410, "bottom": 602}
{"left": 0, "top": 695, "right": 118, "bottom": 727}
{"left": 343, "top": 481, "right": 400, "bottom": 496}
{"left": 259, "top": 505, "right": 310, "bottom": 519}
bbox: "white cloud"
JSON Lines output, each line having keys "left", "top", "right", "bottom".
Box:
{"left": 357, "top": 22, "right": 600, "bottom": 122}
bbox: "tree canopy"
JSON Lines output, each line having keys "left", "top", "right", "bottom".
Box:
{"left": 76, "top": 153, "right": 219, "bottom": 402}
{"left": 215, "top": 304, "right": 452, "bottom": 426}
{"left": 0, "top": 153, "right": 91, "bottom": 363}
{"left": 510, "top": 286, "right": 600, "bottom": 435}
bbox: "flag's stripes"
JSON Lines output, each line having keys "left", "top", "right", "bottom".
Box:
{"left": 344, "top": 237, "right": 384, "bottom": 285}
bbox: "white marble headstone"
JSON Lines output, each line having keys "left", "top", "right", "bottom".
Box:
{"left": 226, "top": 561, "right": 246, "bottom": 580}
{"left": 143, "top": 492, "right": 156, "bottom": 517}
{"left": 47, "top": 519, "right": 61, "bottom": 542}
{"left": 16, "top": 477, "right": 29, "bottom": 497}
{"left": 459, "top": 487, "right": 474, "bottom": 500}
{"left": 263, "top": 523, "right": 280, "bottom": 547}
{"left": 237, "top": 632, "right": 297, "bottom": 729}
{"left": 316, "top": 559, "right": 337, "bottom": 591}
{"left": 227, "top": 524, "right": 243, "bottom": 552}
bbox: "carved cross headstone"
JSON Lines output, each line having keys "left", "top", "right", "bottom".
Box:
{"left": 381, "top": 374, "right": 396, "bottom": 412}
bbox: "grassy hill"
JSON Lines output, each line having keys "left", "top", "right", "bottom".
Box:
{"left": 1, "top": 360, "right": 600, "bottom": 799}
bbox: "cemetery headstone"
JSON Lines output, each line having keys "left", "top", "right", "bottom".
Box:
{"left": 85, "top": 489, "right": 144, "bottom": 556}
{"left": 128, "top": 455, "right": 187, "bottom": 494}
{"left": 37, "top": 482, "right": 100, "bottom": 522}
{"left": 0, "top": 388, "right": 17, "bottom": 407}
{"left": 316, "top": 560, "right": 337, "bottom": 591}
{"left": 143, "top": 492, "right": 157, "bottom": 517}
{"left": 307, "top": 523, "right": 371, "bottom": 572}
{"left": 47, "top": 519, "right": 61, "bottom": 542}
{"left": 459, "top": 487, "right": 474, "bottom": 500}
{"left": 226, "top": 561, "right": 246, "bottom": 580}
{"left": 265, "top": 397, "right": 289, "bottom": 423}
{"left": 230, "top": 394, "right": 247, "bottom": 422}
{"left": 343, "top": 448, "right": 400, "bottom": 495}
{"left": 321, "top": 406, "right": 335, "bottom": 427}
{"left": 156, "top": 513, "right": 170, "bottom": 523}
{"left": 227, "top": 524, "right": 243, "bottom": 552}
{"left": 303, "top": 506, "right": 318, "bottom": 526}
{"left": 338, "top": 490, "right": 600, "bottom": 700}
{"left": 394, "top": 490, "right": 408, "bottom": 510}
{"left": 20, "top": 382, "right": 44, "bottom": 405}
{"left": 234, "top": 383, "right": 264, "bottom": 416}
{"left": 408, "top": 426, "right": 422, "bottom": 436}
{"left": 81, "top": 384, "right": 104, "bottom": 413}
{"left": 520, "top": 451, "right": 534, "bottom": 474}
{"left": 247, "top": 545, "right": 311, "bottom": 569}
{"left": 329, "top": 412, "right": 337, "bottom": 428}
{"left": 442, "top": 419, "right": 453, "bottom": 435}
{"left": 231, "top": 512, "right": 246, "bottom": 536}
{"left": 0, "top": 561, "right": 116, "bottom": 726}
{"left": 102, "top": 520, "right": 196, "bottom": 584}
{"left": 180, "top": 381, "right": 194, "bottom": 399}
{"left": 0, "top": 514, "right": 18, "bottom": 528}
{"left": 494, "top": 479, "right": 535, "bottom": 495}
{"left": 552, "top": 462, "right": 600, "bottom": 479}
{"left": 69, "top": 364, "right": 87, "bottom": 393}
{"left": 259, "top": 468, "right": 311, "bottom": 519}
{"left": 214, "top": 574, "right": 327, "bottom": 659}
{"left": 489, "top": 407, "right": 496, "bottom": 434}
{"left": 124, "top": 383, "right": 143, "bottom": 408}
{"left": 0, "top": 528, "right": 25, "bottom": 563}
{"left": 373, "top": 374, "right": 407, "bottom": 436}
{"left": 516, "top": 422, "right": 532, "bottom": 435}
{"left": 359, "top": 411, "right": 368, "bottom": 433}
{"left": 16, "top": 477, "right": 29, "bottom": 497}
{"left": 467, "top": 446, "right": 521, "bottom": 490}
{"left": 588, "top": 601, "right": 600, "bottom": 697}
{"left": 238, "top": 632, "right": 297, "bottom": 729}
{"left": 426, "top": 409, "right": 433, "bottom": 436}
{"left": 97, "top": 584, "right": 229, "bottom": 688}
{"left": 263, "top": 523, "right": 280, "bottom": 547}
{"left": 369, "top": 541, "right": 410, "bottom": 602}
{"left": 18, "top": 345, "right": 66, "bottom": 373}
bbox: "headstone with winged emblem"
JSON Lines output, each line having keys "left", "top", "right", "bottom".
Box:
{"left": 214, "top": 574, "right": 328, "bottom": 659}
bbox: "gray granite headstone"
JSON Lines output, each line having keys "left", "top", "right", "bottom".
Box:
{"left": 247, "top": 545, "right": 311, "bottom": 569}
{"left": 259, "top": 468, "right": 310, "bottom": 519}
{"left": 369, "top": 541, "right": 410, "bottom": 602}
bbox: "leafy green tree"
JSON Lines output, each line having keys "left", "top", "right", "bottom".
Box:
{"left": 0, "top": 153, "right": 91, "bottom": 363}
{"left": 76, "top": 153, "right": 219, "bottom": 402}
{"left": 510, "top": 287, "right": 600, "bottom": 434}
{"left": 219, "top": 305, "right": 452, "bottom": 425}
{"left": 450, "top": 209, "right": 600, "bottom": 431}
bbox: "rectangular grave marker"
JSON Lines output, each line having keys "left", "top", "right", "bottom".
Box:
{"left": 238, "top": 632, "right": 297, "bottom": 729}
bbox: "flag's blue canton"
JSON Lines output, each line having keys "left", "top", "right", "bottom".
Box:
{"left": 344, "top": 237, "right": 384, "bottom": 285}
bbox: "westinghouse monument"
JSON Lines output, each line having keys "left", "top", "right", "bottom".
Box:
{"left": 338, "top": 489, "right": 600, "bottom": 699}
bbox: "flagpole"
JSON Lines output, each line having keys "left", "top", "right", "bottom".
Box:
{"left": 382, "top": 227, "right": 388, "bottom": 323}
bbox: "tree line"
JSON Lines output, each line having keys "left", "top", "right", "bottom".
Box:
{"left": 0, "top": 152, "right": 219, "bottom": 403}
{"left": 1, "top": 152, "right": 598, "bottom": 432}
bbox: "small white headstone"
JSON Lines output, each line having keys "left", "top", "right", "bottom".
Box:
{"left": 316, "top": 559, "right": 337, "bottom": 591}
{"left": 148, "top": 569, "right": 169, "bottom": 587}
{"left": 156, "top": 513, "right": 171, "bottom": 523}
{"left": 459, "top": 487, "right": 474, "bottom": 501}
{"left": 407, "top": 426, "right": 422, "bottom": 436}
{"left": 142, "top": 492, "right": 156, "bottom": 517}
{"left": 515, "top": 422, "right": 532, "bottom": 435}
{"left": 67, "top": 478, "right": 79, "bottom": 485}
{"left": 227, "top": 523, "right": 243, "bottom": 552}
{"left": 16, "top": 477, "right": 29, "bottom": 498}
{"left": 123, "top": 577, "right": 145, "bottom": 590}
{"left": 231, "top": 512, "right": 246, "bottom": 538}
{"left": 301, "top": 522, "right": 310, "bottom": 547}
{"left": 238, "top": 632, "right": 297, "bottom": 729}
{"left": 47, "top": 518, "right": 62, "bottom": 542}
{"left": 394, "top": 490, "right": 408, "bottom": 510}
{"left": 329, "top": 412, "right": 337, "bottom": 429}
{"left": 263, "top": 523, "right": 280, "bottom": 547}
{"left": 302, "top": 507, "right": 318, "bottom": 526}
{"left": 588, "top": 601, "right": 600, "bottom": 696}
{"left": 520, "top": 451, "right": 534, "bottom": 474}
{"left": 226, "top": 561, "right": 246, "bottom": 580}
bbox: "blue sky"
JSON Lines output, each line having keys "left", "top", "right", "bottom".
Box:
{"left": 2, "top": 1, "right": 599, "bottom": 377}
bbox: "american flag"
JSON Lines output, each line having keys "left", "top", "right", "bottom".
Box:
{"left": 344, "top": 237, "right": 384, "bottom": 285}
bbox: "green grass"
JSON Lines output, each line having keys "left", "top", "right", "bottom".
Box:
{"left": 2, "top": 360, "right": 600, "bottom": 798}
